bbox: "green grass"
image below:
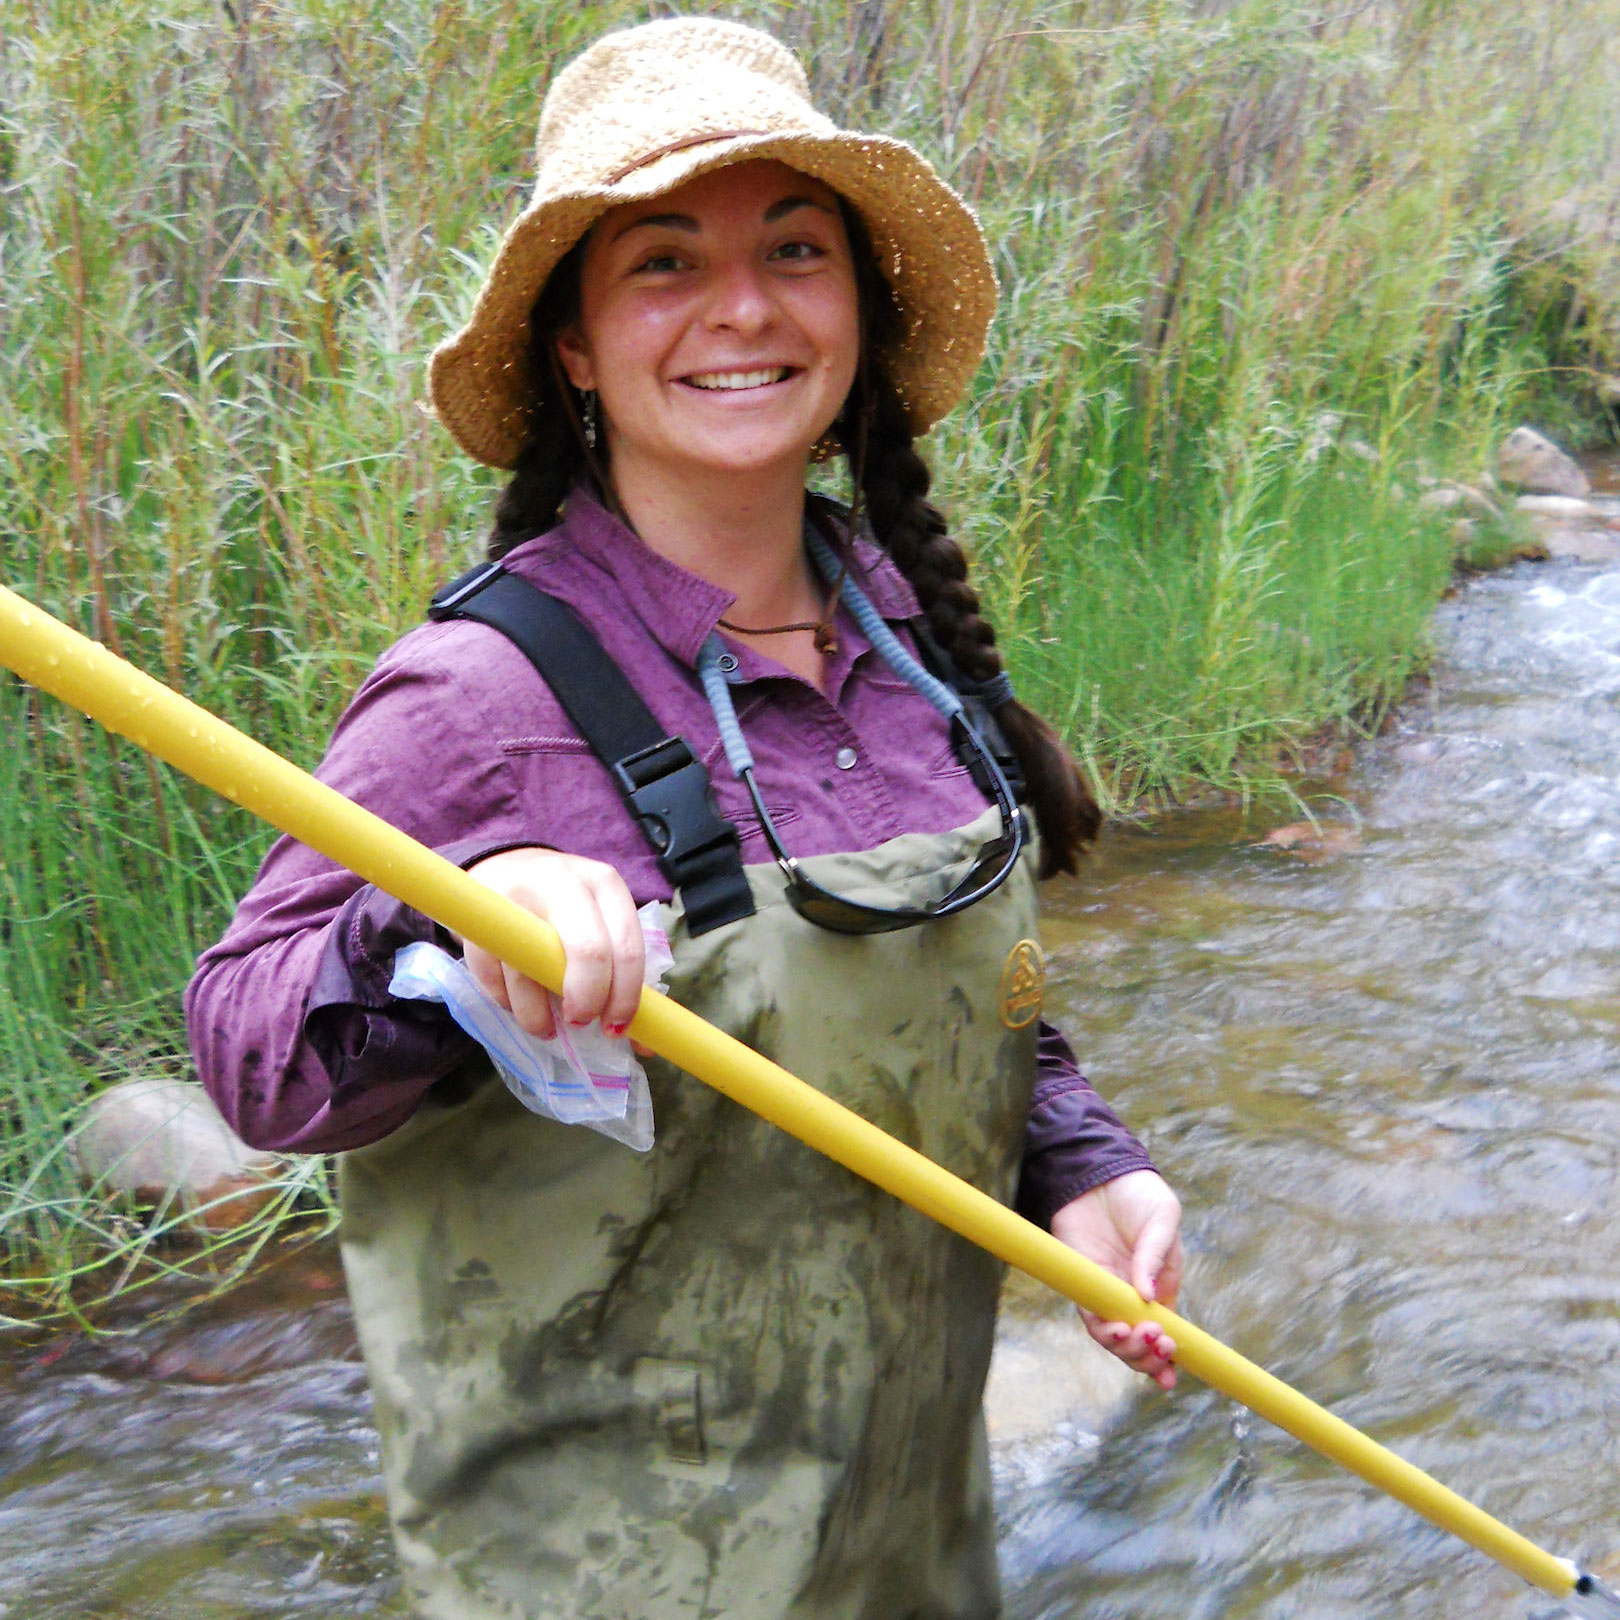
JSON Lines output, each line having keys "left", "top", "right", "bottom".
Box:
{"left": 2, "top": 0, "right": 1617, "bottom": 1306}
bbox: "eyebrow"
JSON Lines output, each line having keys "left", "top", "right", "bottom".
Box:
{"left": 613, "top": 211, "right": 698, "bottom": 241}
{"left": 764, "top": 195, "right": 835, "bottom": 222}
{"left": 611, "top": 196, "right": 834, "bottom": 242}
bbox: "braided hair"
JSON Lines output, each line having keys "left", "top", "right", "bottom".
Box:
{"left": 485, "top": 205, "right": 1102, "bottom": 874}
{"left": 839, "top": 211, "right": 1101, "bottom": 875}
{"left": 487, "top": 240, "right": 589, "bottom": 560}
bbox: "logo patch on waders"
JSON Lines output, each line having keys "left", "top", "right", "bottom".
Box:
{"left": 998, "top": 938, "right": 1045, "bottom": 1029}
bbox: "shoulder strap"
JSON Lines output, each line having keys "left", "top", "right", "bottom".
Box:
{"left": 429, "top": 561, "right": 755, "bottom": 937}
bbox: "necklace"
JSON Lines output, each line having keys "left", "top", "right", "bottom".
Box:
{"left": 716, "top": 612, "right": 839, "bottom": 656}
{"left": 717, "top": 556, "right": 847, "bottom": 658}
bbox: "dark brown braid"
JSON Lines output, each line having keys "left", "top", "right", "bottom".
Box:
{"left": 839, "top": 208, "right": 1101, "bottom": 874}
{"left": 487, "top": 241, "right": 590, "bottom": 560}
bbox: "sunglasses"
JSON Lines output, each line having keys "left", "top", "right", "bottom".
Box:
{"left": 740, "top": 714, "right": 1027, "bottom": 935}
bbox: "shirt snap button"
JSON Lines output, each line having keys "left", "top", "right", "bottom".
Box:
{"left": 835, "top": 746, "right": 858, "bottom": 771}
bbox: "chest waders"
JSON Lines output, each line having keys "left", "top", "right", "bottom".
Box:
{"left": 339, "top": 551, "right": 1042, "bottom": 1618}
{"left": 343, "top": 820, "right": 1039, "bottom": 1619}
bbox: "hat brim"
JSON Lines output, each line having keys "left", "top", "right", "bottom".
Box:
{"left": 427, "top": 131, "right": 997, "bottom": 471}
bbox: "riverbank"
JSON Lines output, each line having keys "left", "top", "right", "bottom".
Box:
{"left": 4, "top": 0, "right": 1619, "bottom": 1300}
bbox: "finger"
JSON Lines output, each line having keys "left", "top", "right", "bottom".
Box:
{"left": 1103, "top": 1340, "right": 1176, "bottom": 1390}
{"left": 1129, "top": 1206, "right": 1182, "bottom": 1303}
{"left": 1094, "top": 1319, "right": 1154, "bottom": 1360}
{"left": 1139, "top": 1323, "right": 1179, "bottom": 1389}
{"left": 1084, "top": 1314, "right": 1134, "bottom": 1355}
{"left": 1131, "top": 1328, "right": 1178, "bottom": 1390}
{"left": 540, "top": 873, "right": 619, "bottom": 1027}
{"left": 1087, "top": 1317, "right": 1178, "bottom": 1378}
{"left": 464, "top": 942, "right": 513, "bottom": 1011}
{"left": 1144, "top": 1357, "right": 1178, "bottom": 1391}
{"left": 1135, "top": 1323, "right": 1176, "bottom": 1364}
{"left": 583, "top": 868, "right": 647, "bottom": 1034}
{"left": 1153, "top": 1237, "right": 1185, "bottom": 1312}
{"left": 502, "top": 970, "right": 558, "bottom": 1040}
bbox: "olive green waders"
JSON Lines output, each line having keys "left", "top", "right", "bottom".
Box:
{"left": 340, "top": 808, "right": 1043, "bottom": 1619}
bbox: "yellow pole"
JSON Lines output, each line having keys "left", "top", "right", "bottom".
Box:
{"left": 0, "top": 583, "right": 1604, "bottom": 1608}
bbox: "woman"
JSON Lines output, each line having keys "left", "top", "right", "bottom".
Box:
{"left": 188, "top": 18, "right": 1182, "bottom": 1618}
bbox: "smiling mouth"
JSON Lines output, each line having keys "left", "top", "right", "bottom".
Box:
{"left": 681, "top": 367, "right": 796, "bottom": 392}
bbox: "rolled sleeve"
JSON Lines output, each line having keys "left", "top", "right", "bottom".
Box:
{"left": 1014, "top": 1021, "right": 1155, "bottom": 1230}
{"left": 300, "top": 834, "right": 542, "bottom": 1096}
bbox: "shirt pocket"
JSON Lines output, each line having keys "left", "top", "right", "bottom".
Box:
{"left": 492, "top": 735, "right": 637, "bottom": 859}
{"left": 860, "top": 672, "right": 971, "bottom": 782}
{"left": 701, "top": 735, "right": 804, "bottom": 847}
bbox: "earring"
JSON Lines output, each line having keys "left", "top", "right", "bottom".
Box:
{"left": 581, "top": 390, "right": 599, "bottom": 451}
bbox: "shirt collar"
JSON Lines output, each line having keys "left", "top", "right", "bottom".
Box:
{"left": 533, "top": 484, "right": 923, "bottom": 670}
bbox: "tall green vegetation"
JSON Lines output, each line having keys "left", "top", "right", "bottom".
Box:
{"left": 2, "top": 0, "right": 1616, "bottom": 1303}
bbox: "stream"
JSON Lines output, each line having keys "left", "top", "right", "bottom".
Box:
{"left": 4, "top": 472, "right": 1620, "bottom": 1617}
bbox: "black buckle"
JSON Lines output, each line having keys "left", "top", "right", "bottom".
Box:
{"left": 611, "top": 737, "right": 742, "bottom": 879}
{"left": 429, "top": 561, "right": 505, "bottom": 619}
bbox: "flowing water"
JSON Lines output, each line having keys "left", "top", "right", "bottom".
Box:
{"left": 5, "top": 472, "right": 1620, "bottom": 1617}
{"left": 994, "top": 455, "right": 1620, "bottom": 1619}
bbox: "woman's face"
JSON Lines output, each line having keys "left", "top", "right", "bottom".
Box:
{"left": 556, "top": 160, "right": 860, "bottom": 491}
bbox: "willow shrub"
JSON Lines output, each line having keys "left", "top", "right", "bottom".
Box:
{"left": 1, "top": 0, "right": 1616, "bottom": 1300}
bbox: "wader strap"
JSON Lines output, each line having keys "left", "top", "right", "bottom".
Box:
{"left": 428, "top": 562, "right": 755, "bottom": 936}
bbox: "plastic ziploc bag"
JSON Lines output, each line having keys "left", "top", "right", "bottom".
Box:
{"left": 388, "top": 903, "right": 673, "bottom": 1152}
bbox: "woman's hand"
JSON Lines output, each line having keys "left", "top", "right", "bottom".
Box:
{"left": 1049, "top": 1169, "right": 1184, "bottom": 1390}
{"left": 460, "top": 848, "right": 646, "bottom": 1041}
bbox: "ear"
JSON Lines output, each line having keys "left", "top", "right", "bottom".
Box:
{"left": 554, "top": 325, "right": 596, "bottom": 392}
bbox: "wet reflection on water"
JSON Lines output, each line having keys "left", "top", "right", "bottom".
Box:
{"left": 4, "top": 555, "right": 1620, "bottom": 1617}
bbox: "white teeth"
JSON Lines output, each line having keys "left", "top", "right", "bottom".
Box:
{"left": 685, "top": 368, "right": 790, "bottom": 391}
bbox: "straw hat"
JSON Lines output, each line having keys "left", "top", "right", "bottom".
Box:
{"left": 427, "top": 17, "right": 998, "bottom": 471}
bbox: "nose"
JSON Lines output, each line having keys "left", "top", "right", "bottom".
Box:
{"left": 702, "top": 256, "right": 776, "bottom": 336}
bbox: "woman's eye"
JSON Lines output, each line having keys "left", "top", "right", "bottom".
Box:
{"left": 632, "top": 251, "right": 687, "bottom": 274}
{"left": 770, "top": 239, "right": 826, "bottom": 264}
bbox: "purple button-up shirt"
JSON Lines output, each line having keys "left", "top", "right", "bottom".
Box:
{"left": 185, "top": 489, "right": 1152, "bottom": 1226}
